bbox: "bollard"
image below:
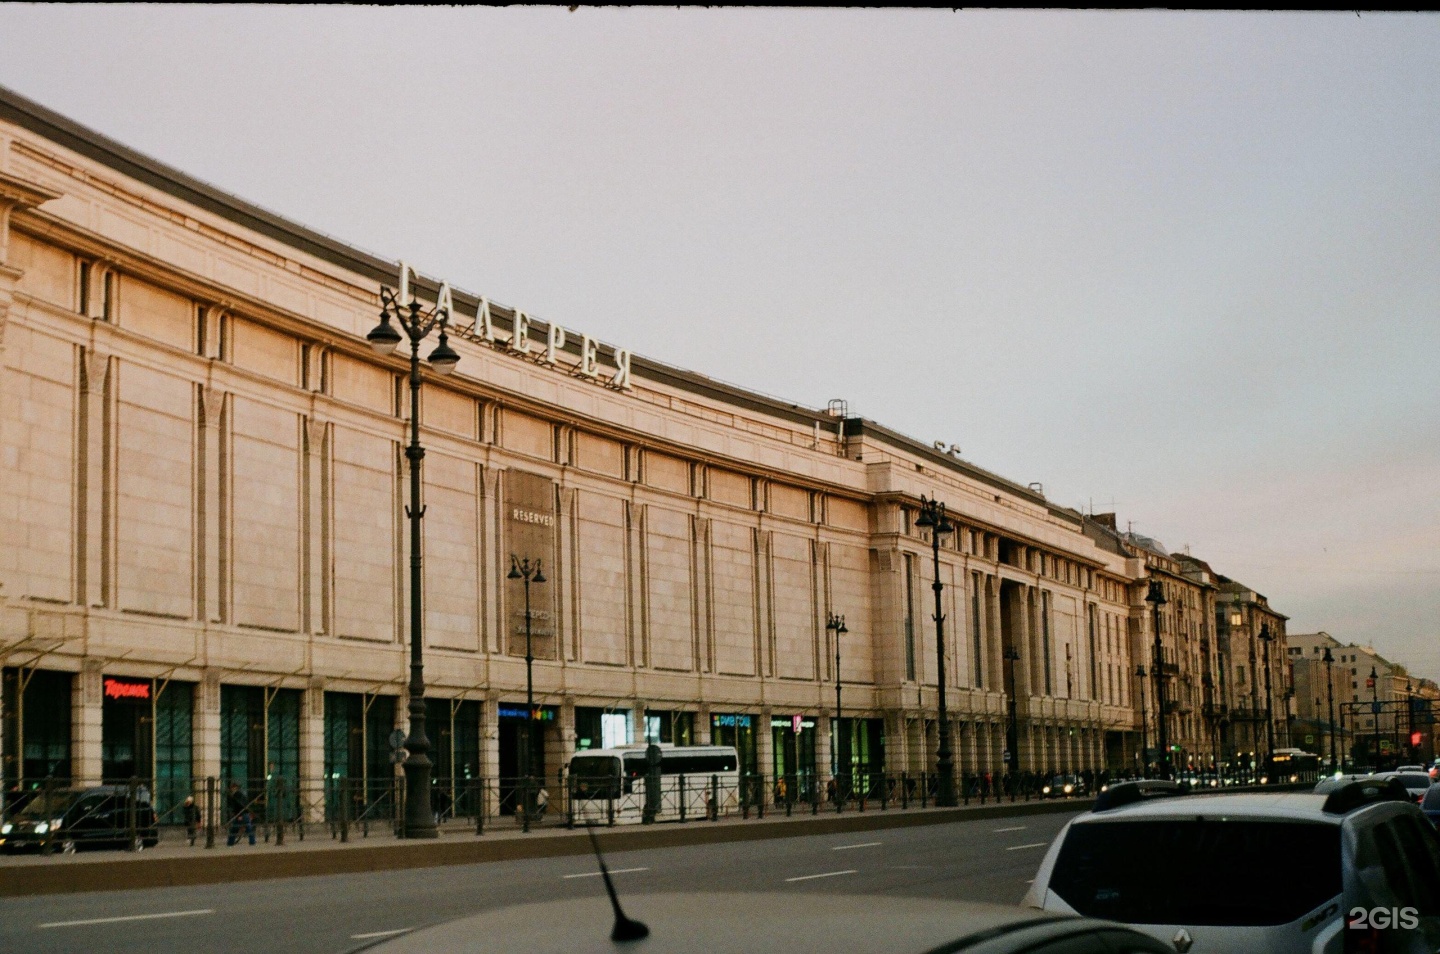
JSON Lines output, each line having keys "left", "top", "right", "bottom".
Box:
{"left": 205, "top": 777, "right": 217, "bottom": 849}
{"left": 275, "top": 778, "right": 287, "bottom": 847}
{"left": 340, "top": 778, "right": 350, "bottom": 843}
{"left": 475, "top": 779, "right": 485, "bottom": 836}
{"left": 756, "top": 774, "right": 765, "bottom": 820}
{"left": 741, "top": 774, "right": 750, "bottom": 820}
{"left": 710, "top": 774, "right": 719, "bottom": 822}
{"left": 567, "top": 773, "right": 576, "bottom": 829}
{"left": 920, "top": 774, "right": 928, "bottom": 809}
{"left": 679, "top": 774, "right": 687, "bottom": 823}
{"left": 880, "top": 775, "right": 888, "bottom": 811}
{"left": 522, "top": 777, "right": 532, "bottom": 834}
{"left": 901, "top": 772, "right": 909, "bottom": 810}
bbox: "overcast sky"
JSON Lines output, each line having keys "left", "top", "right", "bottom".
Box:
{"left": 1, "top": 7, "right": 1435, "bottom": 676}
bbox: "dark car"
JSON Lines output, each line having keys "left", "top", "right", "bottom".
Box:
{"left": 0, "top": 785, "right": 159, "bottom": 854}
{"left": 1381, "top": 771, "right": 1434, "bottom": 807}
{"left": 1423, "top": 783, "right": 1440, "bottom": 829}
{"left": 1041, "top": 775, "right": 1087, "bottom": 799}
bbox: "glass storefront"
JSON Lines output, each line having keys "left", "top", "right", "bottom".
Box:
{"left": 835, "top": 717, "right": 885, "bottom": 797}
{"left": 100, "top": 676, "right": 193, "bottom": 818}
{"left": 1, "top": 668, "right": 73, "bottom": 792}
{"left": 220, "top": 685, "right": 300, "bottom": 819}
{"left": 575, "top": 706, "right": 632, "bottom": 751}
{"left": 498, "top": 703, "right": 557, "bottom": 815}
{"left": 771, "top": 714, "right": 817, "bottom": 802}
{"left": 644, "top": 710, "right": 694, "bottom": 745}
{"left": 426, "top": 697, "right": 481, "bottom": 819}
{"left": 323, "top": 691, "right": 396, "bottom": 820}
{"left": 710, "top": 713, "right": 758, "bottom": 776}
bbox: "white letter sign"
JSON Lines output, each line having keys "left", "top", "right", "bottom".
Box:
{"left": 545, "top": 323, "right": 567, "bottom": 364}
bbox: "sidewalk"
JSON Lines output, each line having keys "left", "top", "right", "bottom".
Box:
{"left": 0, "top": 796, "right": 1090, "bottom": 897}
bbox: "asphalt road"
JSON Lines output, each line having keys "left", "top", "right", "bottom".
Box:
{"left": 0, "top": 809, "right": 1082, "bottom": 954}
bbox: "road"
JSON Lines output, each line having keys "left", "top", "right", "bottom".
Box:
{"left": 0, "top": 809, "right": 1081, "bottom": 954}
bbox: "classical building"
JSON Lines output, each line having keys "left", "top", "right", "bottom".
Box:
{"left": 1215, "top": 579, "right": 1291, "bottom": 770}
{"left": 1285, "top": 631, "right": 1349, "bottom": 767}
{"left": 0, "top": 85, "right": 1139, "bottom": 813}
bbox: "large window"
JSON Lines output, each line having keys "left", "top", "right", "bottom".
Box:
{"left": 1, "top": 668, "right": 72, "bottom": 788}
{"left": 220, "top": 685, "right": 300, "bottom": 786}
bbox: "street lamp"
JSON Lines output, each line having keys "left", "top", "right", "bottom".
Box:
{"left": 1145, "top": 580, "right": 1169, "bottom": 779}
{"left": 1003, "top": 646, "right": 1021, "bottom": 786}
{"left": 826, "top": 613, "right": 847, "bottom": 786}
{"left": 1322, "top": 646, "right": 1336, "bottom": 772}
{"left": 507, "top": 556, "right": 546, "bottom": 797}
{"left": 1369, "top": 665, "right": 1380, "bottom": 769}
{"left": 914, "top": 495, "right": 956, "bottom": 807}
{"left": 1258, "top": 623, "right": 1275, "bottom": 776}
{"left": 1135, "top": 664, "right": 1149, "bottom": 778}
{"left": 366, "top": 282, "right": 460, "bottom": 839}
{"left": 1404, "top": 681, "right": 1414, "bottom": 760}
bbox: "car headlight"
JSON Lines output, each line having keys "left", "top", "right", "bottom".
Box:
{"left": 34, "top": 823, "right": 48, "bottom": 835}
{"left": 50, "top": 818, "right": 63, "bottom": 831}
{"left": 1064, "top": 785, "right": 1073, "bottom": 793}
{"left": 1042, "top": 786, "right": 1050, "bottom": 793}
{"left": 0, "top": 823, "right": 10, "bottom": 834}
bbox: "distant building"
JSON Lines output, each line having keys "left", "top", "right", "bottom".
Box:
{"left": 1214, "top": 578, "right": 1290, "bottom": 772}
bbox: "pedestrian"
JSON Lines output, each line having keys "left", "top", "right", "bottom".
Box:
{"left": 182, "top": 795, "right": 202, "bottom": 846}
{"left": 825, "top": 777, "right": 837, "bottom": 805}
{"left": 774, "top": 776, "right": 788, "bottom": 804}
{"left": 226, "top": 781, "right": 255, "bottom": 847}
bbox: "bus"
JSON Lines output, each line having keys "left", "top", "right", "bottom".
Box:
{"left": 567, "top": 744, "right": 741, "bottom": 824}
{"left": 1267, "top": 747, "right": 1321, "bottom": 783}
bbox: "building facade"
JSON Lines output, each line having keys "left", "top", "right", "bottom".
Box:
{"left": 0, "top": 86, "right": 1143, "bottom": 812}
{"left": 1214, "top": 578, "right": 1291, "bottom": 773}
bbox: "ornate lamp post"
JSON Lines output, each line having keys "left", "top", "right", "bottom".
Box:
{"left": 1145, "top": 580, "right": 1169, "bottom": 778}
{"left": 826, "top": 613, "right": 847, "bottom": 785}
{"left": 1135, "top": 664, "right": 1148, "bottom": 778}
{"left": 1258, "top": 623, "right": 1275, "bottom": 776}
{"left": 914, "top": 495, "right": 956, "bottom": 807}
{"left": 1003, "top": 646, "right": 1021, "bottom": 787}
{"left": 366, "top": 281, "right": 460, "bottom": 839}
{"left": 507, "top": 556, "right": 546, "bottom": 794}
{"left": 1403, "top": 680, "right": 1414, "bottom": 760}
{"left": 1322, "top": 646, "right": 1336, "bottom": 772}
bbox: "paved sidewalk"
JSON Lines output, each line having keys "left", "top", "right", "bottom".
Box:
{"left": 0, "top": 796, "right": 1090, "bottom": 897}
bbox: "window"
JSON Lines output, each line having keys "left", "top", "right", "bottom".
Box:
{"left": 1049, "top": 820, "right": 1342, "bottom": 926}
{"left": 904, "top": 554, "right": 917, "bottom": 681}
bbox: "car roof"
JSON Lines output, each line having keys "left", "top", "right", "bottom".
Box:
{"left": 1075, "top": 791, "right": 1342, "bottom": 824}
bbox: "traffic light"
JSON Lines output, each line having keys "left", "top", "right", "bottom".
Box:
{"left": 1411, "top": 731, "right": 1423, "bottom": 748}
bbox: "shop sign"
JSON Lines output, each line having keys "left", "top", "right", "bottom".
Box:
{"left": 770, "top": 716, "right": 816, "bottom": 731}
{"left": 499, "top": 704, "right": 557, "bottom": 722}
{"left": 103, "top": 677, "right": 151, "bottom": 702}
{"left": 397, "top": 262, "right": 633, "bottom": 390}
{"left": 712, "top": 714, "right": 751, "bottom": 729}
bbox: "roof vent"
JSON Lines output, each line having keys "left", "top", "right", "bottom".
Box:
{"left": 1321, "top": 777, "right": 1411, "bottom": 815}
{"left": 1093, "top": 779, "right": 1189, "bottom": 812}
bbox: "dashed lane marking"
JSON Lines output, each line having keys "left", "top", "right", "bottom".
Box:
{"left": 992, "top": 826, "right": 1027, "bottom": 833}
{"left": 563, "top": 867, "right": 650, "bottom": 879}
{"left": 351, "top": 929, "right": 412, "bottom": 940}
{"left": 786, "top": 870, "right": 858, "bottom": 883}
{"left": 831, "top": 841, "right": 883, "bottom": 850}
{"left": 40, "top": 910, "right": 215, "bottom": 929}
{"left": 1005, "top": 842, "right": 1049, "bottom": 851}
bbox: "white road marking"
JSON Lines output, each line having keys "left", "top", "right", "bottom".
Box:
{"left": 350, "top": 929, "right": 412, "bottom": 940}
{"left": 40, "top": 909, "right": 215, "bottom": 929}
{"left": 786, "top": 869, "right": 858, "bottom": 883}
{"left": 993, "top": 825, "right": 1027, "bottom": 833}
{"left": 831, "top": 841, "right": 883, "bottom": 850}
{"left": 563, "top": 867, "right": 650, "bottom": 879}
{"left": 1006, "top": 842, "right": 1049, "bottom": 851}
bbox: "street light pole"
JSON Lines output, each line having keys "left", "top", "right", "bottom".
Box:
{"left": 1135, "top": 664, "right": 1148, "bottom": 778}
{"left": 366, "top": 282, "right": 460, "bottom": 840}
{"left": 914, "top": 495, "right": 956, "bottom": 807}
{"left": 1258, "top": 623, "right": 1275, "bottom": 776}
{"left": 1322, "top": 646, "right": 1336, "bottom": 773}
{"left": 1004, "top": 646, "right": 1021, "bottom": 788}
{"left": 507, "top": 556, "right": 546, "bottom": 796}
{"left": 1145, "top": 580, "right": 1169, "bottom": 778}
{"left": 826, "top": 614, "right": 847, "bottom": 785}
{"left": 1369, "top": 666, "right": 1380, "bottom": 769}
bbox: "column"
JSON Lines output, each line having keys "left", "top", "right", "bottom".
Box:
{"left": 73, "top": 661, "right": 102, "bottom": 786}
{"left": 301, "top": 682, "right": 325, "bottom": 820}
{"left": 815, "top": 713, "right": 832, "bottom": 780}
{"left": 481, "top": 697, "right": 500, "bottom": 785}
{"left": 195, "top": 671, "right": 221, "bottom": 782}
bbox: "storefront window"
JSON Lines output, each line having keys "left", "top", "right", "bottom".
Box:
{"left": 221, "top": 685, "right": 300, "bottom": 793}
{"left": 710, "top": 713, "right": 758, "bottom": 776}
{"left": 644, "top": 710, "right": 694, "bottom": 745}
{"left": 2, "top": 668, "right": 72, "bottom": 790}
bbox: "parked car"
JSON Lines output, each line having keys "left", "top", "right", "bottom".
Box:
{"left": 1040, "top": 775, "right": 1088, "bottom": 799}
{"left": 1024, "top": 778, "right": 1440, "bottom": 953}
{"left": 0, "top": 785, "right": 158, "bottom": 854}
{"left": 1380, "top": 771, "right": 1435, "bottom": 806}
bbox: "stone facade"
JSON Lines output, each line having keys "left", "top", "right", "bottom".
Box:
{"left": 0, "top": 87, "right": 1138, "bottom": 797}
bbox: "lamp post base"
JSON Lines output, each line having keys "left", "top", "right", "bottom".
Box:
{"left": 402, "top": 760, "right": 438, "bottom": 839}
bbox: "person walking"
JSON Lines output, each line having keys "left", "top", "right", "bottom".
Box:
{"left": 182, "top": 795, "right": 202, "bottom": 846}
{"left": 226, "top": 781, "right": 255, "bottom": 847}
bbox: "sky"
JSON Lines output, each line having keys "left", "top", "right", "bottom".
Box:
{"left": 0, "top": 7, "right": 1435, "bottom": 675}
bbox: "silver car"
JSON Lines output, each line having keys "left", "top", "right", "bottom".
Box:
{"left": 1023, "top": 778, "right": 1440, "bottom": 953}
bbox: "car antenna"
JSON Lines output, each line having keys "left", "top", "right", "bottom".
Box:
{"left": 586, "top": 822, "right": 650, "bottom": 942}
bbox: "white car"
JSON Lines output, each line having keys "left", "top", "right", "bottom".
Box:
{"left": 1023, "top": 778, "right": 1440, "bottom": 953}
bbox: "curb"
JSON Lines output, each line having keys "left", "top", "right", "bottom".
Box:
{"left": 0, "top": 799, "right": 1088, "bottom": 897}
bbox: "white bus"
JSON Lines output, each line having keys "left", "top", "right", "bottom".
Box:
{"left": 567, "top": 743, "right": 741, "bottom": 824}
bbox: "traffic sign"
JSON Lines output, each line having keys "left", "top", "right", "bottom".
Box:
{"left": 1372, "top": 702, "right": 1382, "bottom": 715}
{"left": 1002, "top": 749, "right": 1011, "bottom": 763}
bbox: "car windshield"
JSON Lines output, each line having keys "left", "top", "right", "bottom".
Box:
{"left": 1049, "top": 819, "right": 1342, "bottom": 926}
{"left": 12, "top": 792, "right": 82, "bottom": 819}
